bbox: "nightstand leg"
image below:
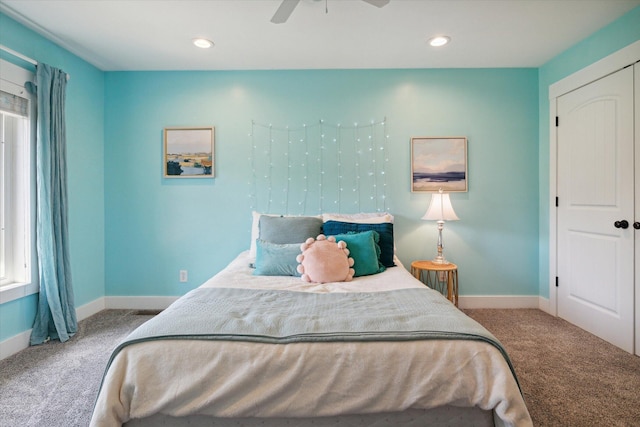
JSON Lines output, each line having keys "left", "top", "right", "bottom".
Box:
{"left": 451, "top": 270, "right": 458, "bottom": 307}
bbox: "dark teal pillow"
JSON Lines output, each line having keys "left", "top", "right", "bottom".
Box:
{"left": 331, "top": 230, "right": 386, "bottom": 277}
{"left": 323, "top": 221, "right": 395, "bottom": 267}
{"left": 253, "top": 240, "right": 302, "bottom": 276}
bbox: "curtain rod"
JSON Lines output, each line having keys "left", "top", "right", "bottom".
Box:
{"left": 0, "top": 44, "right": 70, "bottom": 80}
{"left": 0, "top": 44, "right": 37, "bottom": 65}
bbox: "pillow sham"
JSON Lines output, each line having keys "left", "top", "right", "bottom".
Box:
{"left": 322, "top": 212, "right": 394, "bottom": 224}
{"left": 259, "top": 215, "right": 323, "bottom": 244}
{"left": 331, "top": 230, "right": 385, "bottom": 277}
{"left": 253, "top": 240, "right": 302, "bottom": 277}
{"left": 249, "top": 212, "right": 321, "bottom": 265}
{"left": 323, "top": 220, "right": 395, "bottom": 268}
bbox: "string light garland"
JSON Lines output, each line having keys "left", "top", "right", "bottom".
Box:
{"left": 336, "top": 123, "right": 342, "bottom": 210}
{"left": 249, "top": 121, "right": 257, "bottom": 211}
{"left": 285, "top": 128, "right": 291, "bottom": 212}
{"left": 267, "top": 124, "right": 274, "bottom": 213}
{"left": 353, "top": 124, "right": 359, "bottom": 210}
{"left": 302, "top": 124, "right": 309, "bottom": 213}
{"left": 319, "top": 120, "right": 325, "bottom": 213}
{"left": 249, "top": 119, "right": 389, "bottom": 215}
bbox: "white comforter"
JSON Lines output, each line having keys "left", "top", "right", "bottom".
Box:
{"left": 90, "top": 252, "right": 532, "bottom": 427}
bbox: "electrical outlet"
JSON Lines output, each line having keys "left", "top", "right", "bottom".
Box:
{"left": 179, "top": 270, "right": 188, "bottom": 282}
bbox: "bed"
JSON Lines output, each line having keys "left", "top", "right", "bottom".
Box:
{"left": 90, "top": 213, "right": 532, "bottom": 427}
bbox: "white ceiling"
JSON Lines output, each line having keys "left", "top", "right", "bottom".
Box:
{"left": 1, "top": 0, "right": 638, "bottom": 71}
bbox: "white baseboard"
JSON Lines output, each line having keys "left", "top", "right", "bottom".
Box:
{"left": 537, "top": 296, "right": 552, "bottom": 314}
{"left": 77, "top": 297, "right": 105, "bottom": 321}
{"left": 0, "top": 328, "right": 31, "bottom": 360}
{"left": 0, "top": 295, "right": 106, "bottom": 361}
{"left": 458, "top": 295, "right": 541, "bottom": 309}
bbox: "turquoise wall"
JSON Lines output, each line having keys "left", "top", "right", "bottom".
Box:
{"left": 104, "top": 68, "right": 539, "bottom": 297}
{"left": 0, "top": 295, "right": 37, "bottom": 340}
{"left": 537, "top": 6, "right": 640, "bottom": 298}
{"left": 2, "top": 5, "right": 638, "bottom": 346}
{"left": 0, "top": 13, "right": 105, "bottom": 341}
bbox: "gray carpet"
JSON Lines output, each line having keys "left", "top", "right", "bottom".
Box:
{"left": 0, "top": 310, "right": 155, "bottom": 427}
{"left": 1, "top": 308, "right": 639, "bottom": 426}
{"left": 464, "top": 309, "right": 640, "bottom": 427}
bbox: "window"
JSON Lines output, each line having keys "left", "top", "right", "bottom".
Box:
{"left": 0, "top": 59, "right": 35, "bottom": 299}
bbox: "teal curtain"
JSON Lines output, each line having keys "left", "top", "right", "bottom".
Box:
{"left": 29, "top": 63, "right": 77, "bottom": 345}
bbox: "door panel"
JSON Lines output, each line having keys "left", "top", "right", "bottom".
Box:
{"left": 567, "top": 99, "right": 616, "bottom": 206}
{"left": 566, "top": 231, "right": 617, "bottom": 312}
{"left": 557, "top": 66, "right": 634, "bottom": 353}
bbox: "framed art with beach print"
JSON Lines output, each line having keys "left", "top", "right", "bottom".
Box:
{"left": 164, "top": 127, "right": 214, "bottom": 178}
{"left": 411, "top": 137, "right": 467, "bottom": 192}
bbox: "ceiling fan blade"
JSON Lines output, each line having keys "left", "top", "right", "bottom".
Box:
{"left": 271, "top": 0, "right": 301, "bottom": 24}
{"left": 361, "top": 0, "right": 390, "bottom": 7}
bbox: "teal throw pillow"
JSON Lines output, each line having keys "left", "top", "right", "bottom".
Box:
{"left": 323, "top": 221, "right": 395, "bottom": 267}
{"left": 253, "top": 240, "right": 302, "bottom": 276}
{"left": 331, "top": 230, "right": 386, "bottom": 277}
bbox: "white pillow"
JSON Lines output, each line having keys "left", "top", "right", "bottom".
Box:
{"left": 322, "top": 212, "right": 394, "bottom": 224}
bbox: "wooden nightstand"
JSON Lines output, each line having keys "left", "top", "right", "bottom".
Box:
{"left": 411, "top": 260, "right": 459, "bottom": 307}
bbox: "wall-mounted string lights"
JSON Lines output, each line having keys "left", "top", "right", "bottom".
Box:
{"left": 249, "top": 119, "right": 389, "bottom": 215}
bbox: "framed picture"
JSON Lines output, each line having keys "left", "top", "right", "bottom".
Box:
{"left": 411, "top": 137, "right": 467, "bottom": 192}
{"left": 164, "top": 127, "right": 215, "bottom": 178}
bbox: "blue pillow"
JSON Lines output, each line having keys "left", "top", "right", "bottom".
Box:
{"left": 331, "top": 231, "right": 386, "bottom": 277}
{"left": 323, "top": 221, "right": 395, "bottom": 267}
{"left": 253, "top": 240, "right": 302, "bottom": 276}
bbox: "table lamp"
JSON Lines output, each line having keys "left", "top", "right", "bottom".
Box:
{"left": 422, "top": 188, "right": 459, "bottom": 264}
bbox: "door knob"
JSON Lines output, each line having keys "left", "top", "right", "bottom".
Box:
{"left": 614, "top": 220, "right": 629, "bottom": 229}
{"left": 634, "top": 222, "right": 640, "bottom": 230}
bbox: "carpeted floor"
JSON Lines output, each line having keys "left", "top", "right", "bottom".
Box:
{"left": 463, "top": 309, "right": 640, "bottom": 427}
{"left": 0, "top": 310, "right": 155, "bottom": 427}
{"left": 1, "top": 308, "right": 639, "bottom": 426}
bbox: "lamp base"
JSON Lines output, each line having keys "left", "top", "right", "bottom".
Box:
{"left": 432, "top": 237, "right": 450, "bottom": 264}
{"left": 431, "top": 255, "right": 450, "bottom": 265}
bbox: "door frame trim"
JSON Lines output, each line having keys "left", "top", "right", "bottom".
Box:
{"left": 548, "top": 40, "right": 640, "bottom": 317}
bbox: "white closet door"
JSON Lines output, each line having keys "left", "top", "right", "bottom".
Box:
{"left": 635, "top": 63, "right": 639, "bottom": 357}
{"left": 557, "top": 66, "right": 634, "bottom": 353}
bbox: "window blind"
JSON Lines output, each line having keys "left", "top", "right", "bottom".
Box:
{"left": 0, "top": 89, "right": 29, "bottom": 117}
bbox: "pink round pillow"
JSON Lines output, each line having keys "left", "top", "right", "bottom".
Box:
{"left": 296, "top": 235, "right": 355, "bottom": 283}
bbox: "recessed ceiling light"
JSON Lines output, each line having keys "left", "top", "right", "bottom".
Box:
{"left": 193, "top": 38, "right": 214, "bottom": 49}
{"left": 428, "top": 36, "right": 450, "bottom": 47}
